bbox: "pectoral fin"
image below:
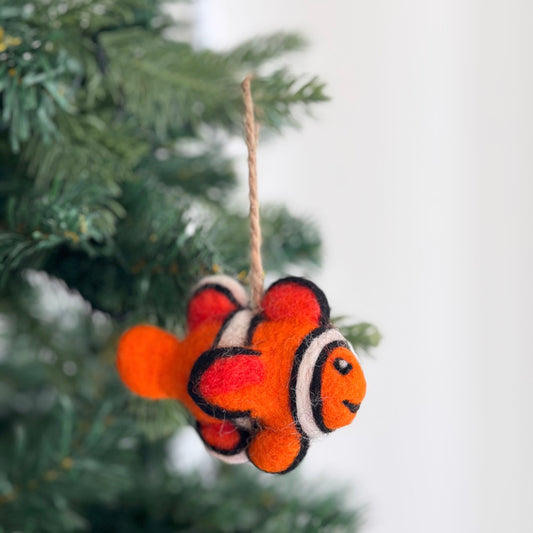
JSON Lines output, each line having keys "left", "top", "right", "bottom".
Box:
{"left": 188, "top": 347, "right": 264, "bottom": 419}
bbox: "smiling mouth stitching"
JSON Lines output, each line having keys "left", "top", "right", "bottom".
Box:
{"left": 342, "top": 400, "right": 360, "bottom": 413}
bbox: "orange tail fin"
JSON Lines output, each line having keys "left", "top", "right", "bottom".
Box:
{"left": 117, "top": 324, "right": 181, "bottom": 400}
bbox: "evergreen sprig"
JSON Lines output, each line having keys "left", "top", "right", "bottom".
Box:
{"left": 101, "top": 28, "right": 327, "bottom": 140}
{"left": 335, "top": 318, "right": 382, "bottom": 356}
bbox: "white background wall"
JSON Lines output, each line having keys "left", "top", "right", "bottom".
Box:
{"left": 192, "top": 2, "right": 533, "bottom": 532}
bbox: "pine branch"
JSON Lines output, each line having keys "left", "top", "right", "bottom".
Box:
{"left": 0, "top": 0, "right": 167, "bottom": 152}
{"left": 207, "top": 204, "right": 322, "bottom": 275}
{"left": 226, "top": 32, "right": 308, "bottom": 67}
{"left": 0, "top": 275, "right": 114, "bottom": 400}
{"left": 250, "top": 69, "right": 328, "bottom": 130}
{"left": 334, "top": 318, "right": 382, "bottom": 355}
{"left": 0, "top": 0, "right": 167, "bottom": 36}
{"left": 0, "top": 175, "right": 124, "bottom": 287}
{"left": 1, "top": 7, "right": 327, "bottom": 153}
{"left": 38, "top": 194, "right": 322, "bottom": 320}
{"left": 101, "top": 28, "right": 328, "bottom": 140}
{"left": 0, "top": 396, "right": 138, "bottom": 532}
{"left": 135, "top": 142, "right": 237, "bottom": 201}
{"left": 81, "top": 467, "right": 361, "bottom": 533}
{"left": 21, "top": 111, "right": 150, "bottom": 188}
{"left": 0, "top": 53, "right": 79, "bottom": 151}
{"left": 31, "top": 178, "right": 208, "bottom": 321}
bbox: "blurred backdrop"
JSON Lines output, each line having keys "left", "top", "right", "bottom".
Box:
{"left": 190, "top": 1, "right": 533, "bottom": 532}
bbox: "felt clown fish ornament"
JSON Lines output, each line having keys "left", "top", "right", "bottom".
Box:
{"left": 117, "top": 275, "right": 366, "bottom": 474}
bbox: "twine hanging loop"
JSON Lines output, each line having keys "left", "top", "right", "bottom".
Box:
{"left": 241, "top": 76, "right": 264, "bottom": 312}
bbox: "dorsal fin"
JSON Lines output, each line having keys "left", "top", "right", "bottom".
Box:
{"left": 261, "top": 277, "right": 330, "bottom": 326}
{"left": 187, "top": 275, "right": 248, "bottom": 331}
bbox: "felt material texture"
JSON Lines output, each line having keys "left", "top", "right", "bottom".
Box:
{"left": 116, "top": 275, "right": 366, "bottom": 474}
{"left": 198, "top": 352, "right": 265, "bottom": 398}
{"left": 197, "top": 420, "right": 248, "bottom": 454}
{"left": 261, "top": 277, "right": 330, "bottom": 327}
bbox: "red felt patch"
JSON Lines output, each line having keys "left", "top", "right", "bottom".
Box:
{"left": 187, "top": 288, "right": 239, "bottom": 331}
{"left": 261, "top": 280, "right": 323, "bottom": 324}
{"left": 199, "top": 355, "right": 265, "bottom": 398}
{"left": 199, "top": 421, "right": 242, "bottom": 451}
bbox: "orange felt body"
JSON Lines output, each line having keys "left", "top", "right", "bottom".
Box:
{"left": 116, "top": 275, "right": 366, "bottom": 474}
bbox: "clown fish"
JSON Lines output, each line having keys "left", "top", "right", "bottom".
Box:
{"left": 117, "top": 275, "right": 366, "bottom": 474}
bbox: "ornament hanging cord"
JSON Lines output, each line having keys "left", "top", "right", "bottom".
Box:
{"left": 242, "top": 76, "right": 264, "bottom": 311}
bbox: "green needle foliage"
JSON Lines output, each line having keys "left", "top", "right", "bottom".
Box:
{"left": 0, "top": 1, "right": 378, "bottom": 531}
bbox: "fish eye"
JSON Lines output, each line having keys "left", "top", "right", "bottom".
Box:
{"left": 333, "top": 357, "right": 352, "bottom": 375}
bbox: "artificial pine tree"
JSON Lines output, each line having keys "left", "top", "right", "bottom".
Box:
{"left": 0, "top": 1, "right": 380, "bottom": 531}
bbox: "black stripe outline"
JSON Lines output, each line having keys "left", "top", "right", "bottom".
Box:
{"left": 289, "top": 327, "right": 329, "bottom": 437}
{"left": 188, "top": 347, "right": 261, "bottom": 419}
{"left": 246, "top": 312, "right": 264, "bottom": 346}
{"left": 310, "top": 340, "right": 349, "bottom": 433}
{"left": 265, "top": 277, "right": 331, "bottom": 327}
{"left": 212, "top": 309, "right": 241, "bottom": 347}
{"left": 247, "top": 326, "right": 330, "bottom": 474}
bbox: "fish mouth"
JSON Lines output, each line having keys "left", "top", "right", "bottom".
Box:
{"left": 342, "top": 400, "right": 360, "bottom": 414}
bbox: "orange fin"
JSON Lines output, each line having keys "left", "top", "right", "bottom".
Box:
{"left": 188, "top": 347, "right": 264, "bottom": 418}
{"left": 261, "top": 277, "right": 330, "bottom": 326}
{"left": 187, "top": 275, "right": 248, "bottom": 331}
{"left": 117, "top": 324, "right": 181, "bottom": 399}
{"left": 247, "top": 428, "right": 308, "bottom": 474}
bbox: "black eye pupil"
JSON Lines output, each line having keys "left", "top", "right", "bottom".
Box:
{"left": 333, "top": 358, "right": 352, "bottom": 375}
